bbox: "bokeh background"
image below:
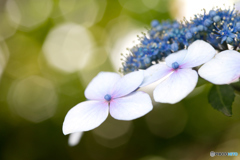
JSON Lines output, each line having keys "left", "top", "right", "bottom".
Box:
{"left": 0, "top": 0, "right": 240, "bottom": 159}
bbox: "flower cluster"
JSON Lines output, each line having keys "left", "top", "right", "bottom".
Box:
{"left": 62, "top": 6, "right": 240, "bottom": 146}
{"left": 122, "top": 6, "right": 240, "bottom": 73}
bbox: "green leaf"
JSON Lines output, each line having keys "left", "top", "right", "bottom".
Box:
{"left": 208, "top": 85, "right": 235, "bottom": 117}
{"left": 230, "top": 81, "right": 240, "bottom": 95}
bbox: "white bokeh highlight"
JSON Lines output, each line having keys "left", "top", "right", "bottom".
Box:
{"left": 0, "top": 40, "right": 9, "bottom": 80}
{"left": 43, "top": 23, "right": 94, "bottom": 73}
{"left": 8, "top": 76, "right": 58, "bottom": 123}
{"left": 175, "top": 0, "right": 235, "bottom": 21}
{"left": 106, "top": 16, "right": 145, "bottom": 72}
{"left": 59, "top": 0, "right": 107, "bottom": 27}
{"left": 92, "top": 116, "right": 132, "bottom": 148}
{"left": 6, "top": 0, "right": 53, "bottom": 29}
{"left": 0, "top": 0, "right": 20, "bottom": 39}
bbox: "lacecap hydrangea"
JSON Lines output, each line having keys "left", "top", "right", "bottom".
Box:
{"left": 121, "top": 6, "right": 240, "bottom": 74}
{"left": 62, "top": 6, "right": 240, "bottom": 146}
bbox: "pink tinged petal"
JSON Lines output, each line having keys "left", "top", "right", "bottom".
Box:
{"left": 180, "top": 40, "right": 216, "bottom": 68}
{"left": 110, "top": 91, "right": 153, "bottom": 120}
{"left": 165, "top": 50, "right": 188, "bottom": 67}
{"left": 62, "top": 101, "right": 109, "bottom": 135}
{"left": 111, "top": 71, "right": 144, "bottom": 98}
{"left": 140, "top": 63, "right": 173, "bottom": 87}
{"left": 68, "top": 132, "right": 83, "bottom": 146}
{"left": 153, "top": 69, "right": 198, "bottom": 104}
{"left": 84, "top": 72, "right": 121, "bottom": 100}
{"left": 199, "top": 50, "right": 240, "bottom": 84}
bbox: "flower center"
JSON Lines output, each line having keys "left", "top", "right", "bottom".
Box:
{"left": 104, "top": 94, "right": 112, "bottom": 101}
{"left": 172, "top": 62, "right": 179, "bottom": 70}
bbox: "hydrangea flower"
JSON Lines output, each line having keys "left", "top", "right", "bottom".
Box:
{"left": 141, "top": 40, "right": 216, "bottom": 104}
{"left": 121, "top": 7, "right": 240, "bottom": 73}
{"left": 62, "top": 71, "right": 153, "bottom": 135}
{"left": 199, "top": 50, "right": 240, "bottom": 84}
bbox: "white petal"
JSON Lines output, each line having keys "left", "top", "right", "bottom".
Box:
{"left": 140, "top": 63, "right": 173, "bottom": 87}
{"left": 110, "top": 91, "right": 153, "bottom": 120}
{"left": 180, "top": 40, "right": 216, "bottom": 68}
{"left": 63, "top": 100, "right": 109, "bottom": 135}
{"left": 111, "top": 71, "right": 143, "bottom": 98}
{"left": 85, "top": 72, "right": 121, "bottom": 100}
{"left": 199, "top": 50, "right": 240, "bottom": 84}
{"left": 165, "top": 50, "right": 188, "bottom": 67}
{"left": 154, "top": 69, "right": 198, "bottom": 104}
{"left": 68, "top": 132, "right": 83, "bottom": 146}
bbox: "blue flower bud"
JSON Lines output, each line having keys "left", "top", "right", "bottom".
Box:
{"left": 143, "top": 57, "right": 151, "bottom": 65}
{"left": 185, "top": 32, "right": 192, "bottom": 39}
{"left": 143, "top": 48, "right": 148, "bottom": 53}
{"left": 151, "top": 20, "right": 159, "bottom": 28}
{"left": 197, "top": 25, "right": 204, "bottom": 31}
{"left": 236, "top": 22, "right": 240, "bottom": 31}
{"left": 209, "top": 10, "right": 216, "bottom": 17}
{"left": 142, "top": 38, "right": 149, "bottom": 45}
{"left": 213, "top": 16, "right": 221, "bottom": 22}
{"left": 204, "top": 19, "right": 212, "bottom": 26}
{"left": 173, "top": 22, "right": 180, "bottom": 28}
{"left": 153, "top": 49, "right": 159, "bottom": 55}
{"left": 149, "top": 30, "right": 156, "bottom": 37}
{"left": 191, "top": 27, "right": 198, "bottom": 33}
{"left": 171, "top": 43, "right": 178, "bottom": 51}
{"left": 156, "top": 25, "right": 163, "bottom": 31}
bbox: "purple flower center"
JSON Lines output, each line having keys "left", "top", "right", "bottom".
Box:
{"left": 172, "top": 62, "right": 179, "bottom": 70}
{"left": 104, "top": 94, "right": 112, "bottom": 101}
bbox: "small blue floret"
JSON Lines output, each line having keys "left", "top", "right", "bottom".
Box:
{"left": 172, "top": 62, "right": 179, "bottom": 70}
{"left": 104, "top": 94, "right": 112, "bottom": 101}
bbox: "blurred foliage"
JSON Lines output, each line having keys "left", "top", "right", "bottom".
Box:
{"left": 0, "top": 0, "right": 240, "bottom": 160}
{"left": 208, "top": 85, "right": 235, "bottom": 117}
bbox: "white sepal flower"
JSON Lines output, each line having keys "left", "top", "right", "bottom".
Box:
{"left": 63, "top": 71, "right": 153, "bottom": 135}
{"left": 141, "top": 40, "right": 216, "bottom": 104}
{"left": 199, "top": 50, "right": 240, "bottom": 84}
